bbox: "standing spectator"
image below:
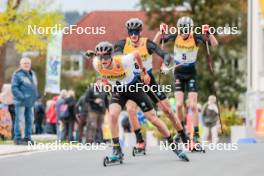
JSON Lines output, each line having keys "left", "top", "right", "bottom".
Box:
{"left": 55, "top": 89, "right": 68, "bottom": 140}
{"left": 0, "top": 84, "right": 15, "bottom": 139}
{"left": 0, "top": 99, "right": 12, "bottom": 140}
{"left": 34, "top": 96, "right": 45, "bottom": 134}
{"left": 11, "top": 57, "right": 38, "bottom": 145}
{"left": 85, "top": 84, "right": 109, "bottom": 143}
{"left": 75, "top": 95, "right": 89, "bottom": 143}
{"left": 64, "top": 90, "right": 76, "bottom": 141}
{"left": 45, "top": 96, "right": 58, "bottom": 134}
{"left": 202, "top": 95, "right": 219, "bottom": 144}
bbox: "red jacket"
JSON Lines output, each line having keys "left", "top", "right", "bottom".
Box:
{"left": 46, "top": 96, "right": 58, "bottom": 124}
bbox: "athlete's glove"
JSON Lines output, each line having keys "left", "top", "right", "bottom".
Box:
{"left": 140, "top": 68, "right": 150, "bottom": 85}
{"left": 202, "top": 24, "right": 210, "bottom": 41}
{"left": 160, "top": 64, "right": 170, "bottom": 75}
{"left": 85, "top": 50, "right": 96, "bottom": 58}
{"left": 163, "top": 54, "right": 172, "bottom": 66}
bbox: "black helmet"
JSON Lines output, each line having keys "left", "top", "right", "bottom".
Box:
{"left": 95, "top": 41, "right": 113, "bottom": 55}
{"left": 177, "top": 16, "right": 194, "bottom": 29}
{"left": 125, "top": 18, "right": 143, "bottom": 31}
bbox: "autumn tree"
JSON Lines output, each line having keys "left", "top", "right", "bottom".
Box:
{"left": 140, "top": 0, "right": 247, "bottom": 107}
{"left": 0, "top": 0, "right": 64, "bottom": 87}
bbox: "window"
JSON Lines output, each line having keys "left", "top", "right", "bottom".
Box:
{"left": 63, "top": 55, "right": 83, "bottom": 76}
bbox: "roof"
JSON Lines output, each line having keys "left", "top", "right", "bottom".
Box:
{"left": 62, "top": 10, "right": 163, "bottom": 69}
{"left": 62, "top": 11, "right": 157, "bottom": 51}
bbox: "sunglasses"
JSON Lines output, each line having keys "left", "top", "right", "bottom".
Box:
{"left": 98, "top": 54, "right": 112, "bottom": 60}
{"left": 128, "top": 30, "right": 140, "bottom": 36}
{"left": 179, "top": 26, "right": 192, "bottom": 35}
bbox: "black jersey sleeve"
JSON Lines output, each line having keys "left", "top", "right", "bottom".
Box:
{"left": 147, "top": 39, "right": 171, "bottom": 65}
{"left": 147, "top": 39, "right": 167, "bottom": 57}
{"left": 194, "top": 34, "right": 211, "bottom": 45}
{"left": 160, "top": 34, "right": 177, "bottom": 44}
{"left": 114, "top": 39, "right": 126, "bottom": 54}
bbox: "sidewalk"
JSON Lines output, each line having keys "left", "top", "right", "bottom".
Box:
{"left": 0, "top": 134, "right": 57, "bottom": 156}
{"left": 0, "top": 145, "right": 36, "bottom": 156}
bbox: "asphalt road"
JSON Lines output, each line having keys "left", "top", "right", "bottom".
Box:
{"left": 0, "top": 144, "right": 263, "bottom": 176}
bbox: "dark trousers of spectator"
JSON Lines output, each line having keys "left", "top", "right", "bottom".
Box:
{"left": 86, "top": 112, "right": 104, "bottom": 143}
{"left": 95, "top": 128, "right": 104, "bottom": 143}
{"left": 62, "top": 119, "right": 75, "bottom": 141}
{"left": 77, "top": 115, "right": 87, "bottom": 143}
{"left": 8, "top": 105, "right": 15, "bottom": 139}
{"left": 35, "top": 122, "right": 43, "bottom": 134}
{"left": 45, "top": 123, "right": 56, "bottom": 134}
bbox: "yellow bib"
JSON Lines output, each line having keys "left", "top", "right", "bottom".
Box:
{"left": 174, "top": 33, "right": 197, "bottom": 51}
{"left": 173, "top": 33, "right": 199, "bottom": 64}
{"left": 123, "top": 37, "right": 150, "bottom": 61}
{"left": 96, "top": 56, "right": 127, "bottom": 80}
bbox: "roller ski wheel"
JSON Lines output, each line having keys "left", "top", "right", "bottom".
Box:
{"left": 103, "top": 145, "right": 124, "bottom": 167}
{"left": 191, "top": 135, "right": 205, "bottom": 153}
{"left": 103, "top": 154, "right": 124, "bottom": 167}
{"left": 103, "top": 156, "right": 110, "bottom": 167}
{"left": 132, "top": 142, "right": 146, "bottom": 156}
{"left": 191, "top": 142, "right": 206, "bottom": 153}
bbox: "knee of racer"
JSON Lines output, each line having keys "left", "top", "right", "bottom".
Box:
{"left": 161, "top": 106, "right": 173, "bottom": 117}
{"left": 176, "top": 103, "right": 183, "bottom": 110}
{"left": 190, "top": 104, "right": 198, "bottom": 113}
{"left": 127, "top": 106, "right": 137, "bottom": 116}
{"left": 109, "top": 113, "right": 118, "bottom": 126}
{"left": 146, "top": 111, "right": 160, "bottom": 125}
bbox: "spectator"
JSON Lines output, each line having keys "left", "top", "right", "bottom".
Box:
{"left": 0, "top": 99, "right": 12, "bottom": 140}
{"left": 85, "top": 84, "right": 109, "bottom": 143}
{"left": 64, "top": 90, "right": 76, "bottom": 141}
{"left": 75, "top": 95, "right": 89, "bottom": 143}
{"left": 11, "top": 57, "right": 38, "bottom": 145}
{"left": 202, "top": 95, "right": 219, "bottom": 144}
{"left": 45, "top": 96, "right": 58, "bottom": 134}
{"left": 55, "top": 89, "right": 68, "bottom": 140}
{"left": 34, "top": 96, "right": 45, "bottom": 134}
{"left": 0, "top": 84, "right": 15, "bottom": 139}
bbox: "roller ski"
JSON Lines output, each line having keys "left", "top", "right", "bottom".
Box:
{"left": 103, "top": 145, "right": 124, "bottom": 167}
{"left": 170, "top": 140, "right": 190, "bottom": 162}
{"left": 190, "top": 134, "right": 205, "bottom": 153}
{"left": 132, "top": 142, "right": 146, "bottom": 156}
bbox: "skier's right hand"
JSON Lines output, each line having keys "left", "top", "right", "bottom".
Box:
{"left": 140, "top": 69, "right": 150, "bottom": 85}
{"left": 161, "top": 64, "right": 170, "bottom": 75}
{"left": 85, "top": 50, "right": 96, "bottom": 58}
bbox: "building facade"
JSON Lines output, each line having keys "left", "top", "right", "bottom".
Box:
{"left": 247, "top": 0, "right": 264, "bottom": 126}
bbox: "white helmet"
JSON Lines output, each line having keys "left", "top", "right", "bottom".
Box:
{"left": 177, "top": 16, "right": 194, "bottom": 28}
{"left": 95, "top": 41, "right": 113, "bottom": 55}
{"left": 125, "top": 18, "right": 143, "bottom": 31}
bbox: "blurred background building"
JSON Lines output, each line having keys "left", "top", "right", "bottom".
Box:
{"left": 247, "top": 0, "right": 264, "bottom": 127}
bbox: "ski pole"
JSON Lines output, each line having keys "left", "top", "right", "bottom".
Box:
{"left": 158, "top": 34, "right": 164, "bottom": 85}
{"left": 205, "top": 41, "right": 224, "bottom": 134}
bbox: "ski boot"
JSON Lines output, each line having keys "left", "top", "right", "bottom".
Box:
{"left": 174, "top": 132, "right": 192, "bottom": 152}
{"left": 170, "top": 139, "right": 190, "bottom": 162}
{"left": 191, "top": 133, "right": 205, "bottom": 153}
{"left": 132, "top": 141, "right": 146, "bottom": 156}
{"left": 103, "top": 145, "right": 124, "bottom": 167}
